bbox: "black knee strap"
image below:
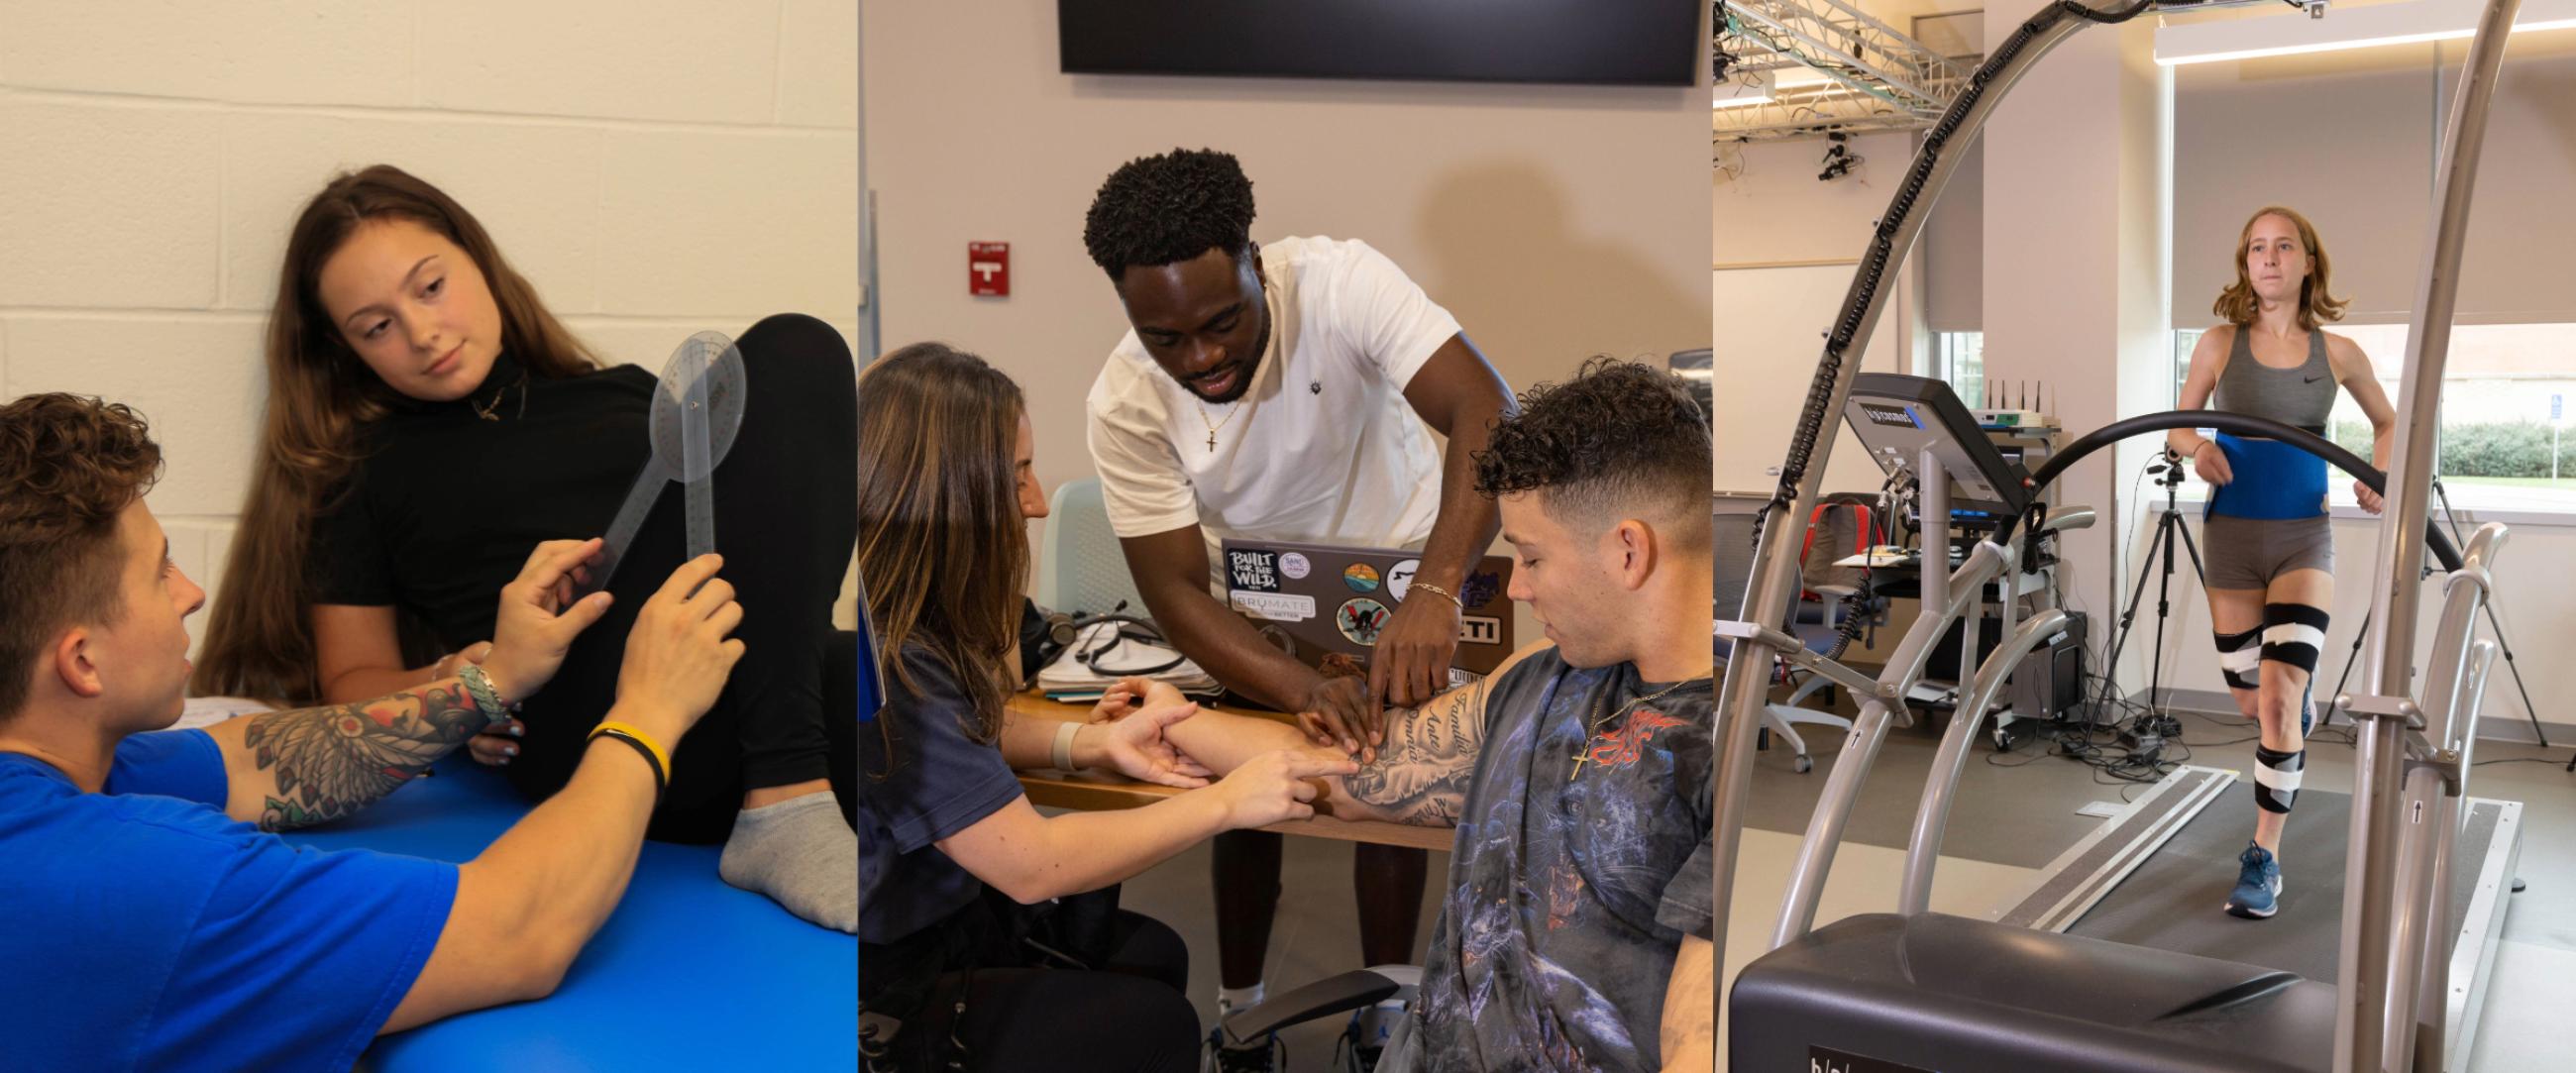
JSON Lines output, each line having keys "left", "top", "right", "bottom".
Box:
{"left": 2212, "top": 626, "right": 2262, "bottom": 691}
{"left": 2260, "top": 602, "right": 2329, "bottom": 677}
{"left": 2254, "top": 745, "right": 2305, "bottom": 814}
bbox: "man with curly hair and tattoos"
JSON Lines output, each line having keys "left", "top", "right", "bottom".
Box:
{"left": 0, "top": 393, "right": 747, "bottom": 1070}
{"left": 1114, "top": 360, "right": 1717, "bottom": 1072}
{"left": 1081, "top": 146, "right": 1521, "bottom": 1069}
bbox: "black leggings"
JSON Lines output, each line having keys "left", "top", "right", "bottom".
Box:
{"left": 887, "top": 911, "right": 1200, "bottom": 1073}
{"left": 508, "top": 312, "right": 859, "bottom": 843}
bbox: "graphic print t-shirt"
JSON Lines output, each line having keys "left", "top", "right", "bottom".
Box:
{"left": 1415, "top": 647, "right": 1715, "bottom": 1072}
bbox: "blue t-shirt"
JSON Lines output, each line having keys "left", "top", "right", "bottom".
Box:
{"left": 1417, "top": 649, "right": 1716, "bottom": 1073}
{"left": 0, "top": 728, "right": 459, "bottom": 1073}
{"left": 857, "top": 646, "right": 1023, "bottom": 954}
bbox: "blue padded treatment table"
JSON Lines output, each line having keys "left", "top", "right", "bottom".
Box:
{"left": 276, "top": 756, "right": 855, "bottom": 1071}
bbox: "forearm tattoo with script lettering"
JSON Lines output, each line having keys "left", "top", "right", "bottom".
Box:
{"left": 1341, "top": 677, "right": 1490, "bottom": 827}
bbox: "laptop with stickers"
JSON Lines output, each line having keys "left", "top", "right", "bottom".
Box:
{"left": 1217, "top": 538, "right": 1518, "bottom": 677}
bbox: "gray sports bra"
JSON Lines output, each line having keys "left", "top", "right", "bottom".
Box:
{"left": 2213, "top": 325, "right": 2335, "bottom": 435}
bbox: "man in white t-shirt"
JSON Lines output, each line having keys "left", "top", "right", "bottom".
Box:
{"left": 1082, "top": 148, "right": 1515, "bottom": 1069}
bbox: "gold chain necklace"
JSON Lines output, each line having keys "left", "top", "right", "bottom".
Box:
{"left": 1190, "top": 279, "right": 1271, "bottom": 451}
{"left": 471, "top": 371, "right": 528, "bottom": 421}
{"left": 1195, "top": 397, "right": 1242, "bottom": 451}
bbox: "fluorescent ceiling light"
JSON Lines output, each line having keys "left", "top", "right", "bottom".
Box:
{"left": 2158, "top": 0, "right": 2576, "bottom": 65}
{"left": 1715, "top": 92, "right": 1776, "bottom": 108}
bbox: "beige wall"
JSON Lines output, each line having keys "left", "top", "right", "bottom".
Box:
{"left": 0, "top": 0, "right": 861, "bottom": 647}
{"left": 862, "top": 2, "right": 1712, "bottom": 514}
{"left": 1711, "top": 133, "right": 1934, "bottom": 499}
{"left": 1712, "top": 132, "right": 1920, "bottom": 268}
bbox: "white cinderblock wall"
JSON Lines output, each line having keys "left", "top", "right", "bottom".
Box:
{"left": 0, "top": 1, "right": 862, "bottom": 647}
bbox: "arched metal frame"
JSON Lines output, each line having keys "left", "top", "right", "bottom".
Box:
{"left": 1709, "top": 0, "right": 2527, "bottom": 1066}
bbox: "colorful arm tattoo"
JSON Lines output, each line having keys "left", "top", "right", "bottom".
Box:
{"left": 240, "top": 682, "right": 485, "bottom": 831}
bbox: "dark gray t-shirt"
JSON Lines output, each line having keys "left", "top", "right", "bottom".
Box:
{"left": 857, "top": 647, "right": 1023, "bottom": 952}
{"left": 1416, "top": 647, "right": 1716, "bottom": 1072}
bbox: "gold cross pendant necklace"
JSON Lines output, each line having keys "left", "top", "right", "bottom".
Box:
{"left": 1569, "top": 671, "right": 1712, "bottom": 782}
{"left": 1190, "top": 280, "right": 1271, "bottom": 452}
{"left": 1196, "top": 400, "right": 1241, "bottom": 451}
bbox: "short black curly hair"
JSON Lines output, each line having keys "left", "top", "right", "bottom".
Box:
{"left": 1083, "top": 148, "right": 1256, "bottom": 281}
{"left": 1473, "top": 358, "right": 1711, "bottom": 537}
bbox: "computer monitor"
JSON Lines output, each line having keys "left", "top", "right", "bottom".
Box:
{"left": 1843, "top": 373, "right": 2032, "bottom": 521}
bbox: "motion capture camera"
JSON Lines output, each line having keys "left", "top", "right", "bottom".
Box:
{"left": 1818, "top": 133, "right": 1859, "bottom": 182}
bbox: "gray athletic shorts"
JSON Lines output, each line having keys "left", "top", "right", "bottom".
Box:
{"left": 2203, "top": 514, "right": 2334, "bottom": 590}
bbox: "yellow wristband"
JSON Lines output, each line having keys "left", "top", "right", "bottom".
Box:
{"left": 590, "top": 720, "right": 671, "bottom": 789}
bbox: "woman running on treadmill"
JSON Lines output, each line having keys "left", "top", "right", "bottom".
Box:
{"left": 2169, "top": 206, "right": 2398, "bottom": 919}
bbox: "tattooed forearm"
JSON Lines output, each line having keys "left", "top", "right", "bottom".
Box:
{"left": 240, "top": 682, "right": 486, "bottom": 831}
{"left": 1342, "top": 678, "right": 1487, "bottom": 827}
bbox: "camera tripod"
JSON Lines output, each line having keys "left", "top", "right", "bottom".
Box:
{"left": 2096, "top": 452, "right": 2202, "bottom": 743}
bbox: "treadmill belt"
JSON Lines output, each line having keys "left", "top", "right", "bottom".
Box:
{"left": 2065, "top": 786, "right": 2499, "bottom": 983}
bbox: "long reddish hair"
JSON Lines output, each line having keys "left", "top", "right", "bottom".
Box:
{"left": 2212, "top": 205, "right": 2349, "bottom": 331}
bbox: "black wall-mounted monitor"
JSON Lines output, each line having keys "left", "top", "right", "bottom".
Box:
{"left": 1057, "top": 1, "right": 1702, "bottom": 87}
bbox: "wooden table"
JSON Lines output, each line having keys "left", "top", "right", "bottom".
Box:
{"left": 1006, "top": 693, "right": 1454, "bottom": 852}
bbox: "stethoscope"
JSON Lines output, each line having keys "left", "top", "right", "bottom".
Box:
{"left": 1068, "top": 606, "right": 1186, "bottom": 677}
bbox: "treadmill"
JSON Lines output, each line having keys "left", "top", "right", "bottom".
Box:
{"left": 1733, "top": 522, "right": 2517, "bottom": 1072}
{"left": 1989, "top": 767, "right": 2521, "bottom": 1072}
{"left": 1710, "top": 1, "right": 2534, "bottom": 1070}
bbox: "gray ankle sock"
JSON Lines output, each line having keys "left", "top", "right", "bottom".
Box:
{"left": 718, "top": 792, "right": 858, "bottom": 933}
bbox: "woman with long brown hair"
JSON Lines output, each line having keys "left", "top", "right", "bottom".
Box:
{"left": 2169, "top": 205, "right": 2398, "bottom": 920}
{"left": 856, "top": 342, "right": 1349, "bottom": 1072}
{"left": 193, "top": 164, "right": 862, "bottom": 930}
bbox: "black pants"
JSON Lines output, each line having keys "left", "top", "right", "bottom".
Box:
{"left": 882, "top": 911, "right": 1199, "bottom": 1073}
{"left": 508, "top": 312, "right": 859, "bottom": 843}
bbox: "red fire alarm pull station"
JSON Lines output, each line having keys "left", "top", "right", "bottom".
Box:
{"left": 969, "top": 242, "right": 1010, "bottom": 296}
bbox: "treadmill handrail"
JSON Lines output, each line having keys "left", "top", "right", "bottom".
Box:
{"left": 1885, "top": 540, "right": 2017, "bottom": 699}
{"left": 2343, "top": 1, "right": 2519, "bottom": 1053}
{"left": 2418, "top": 536, "right": 2502, "bottom": 762}
{"left": 1765, "top": 542, "right": 2017, "bottom": 946}
{"left": 1897, "top": 607, "right": 2073, "bottom": 917}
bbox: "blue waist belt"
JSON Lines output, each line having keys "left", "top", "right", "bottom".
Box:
{"left": 2205, "top": 431, "right": 2329, "bottom": 519}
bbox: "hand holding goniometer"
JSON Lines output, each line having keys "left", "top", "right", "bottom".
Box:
{"left": 582, "top": 331, "right": 748, "bottom": 595}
